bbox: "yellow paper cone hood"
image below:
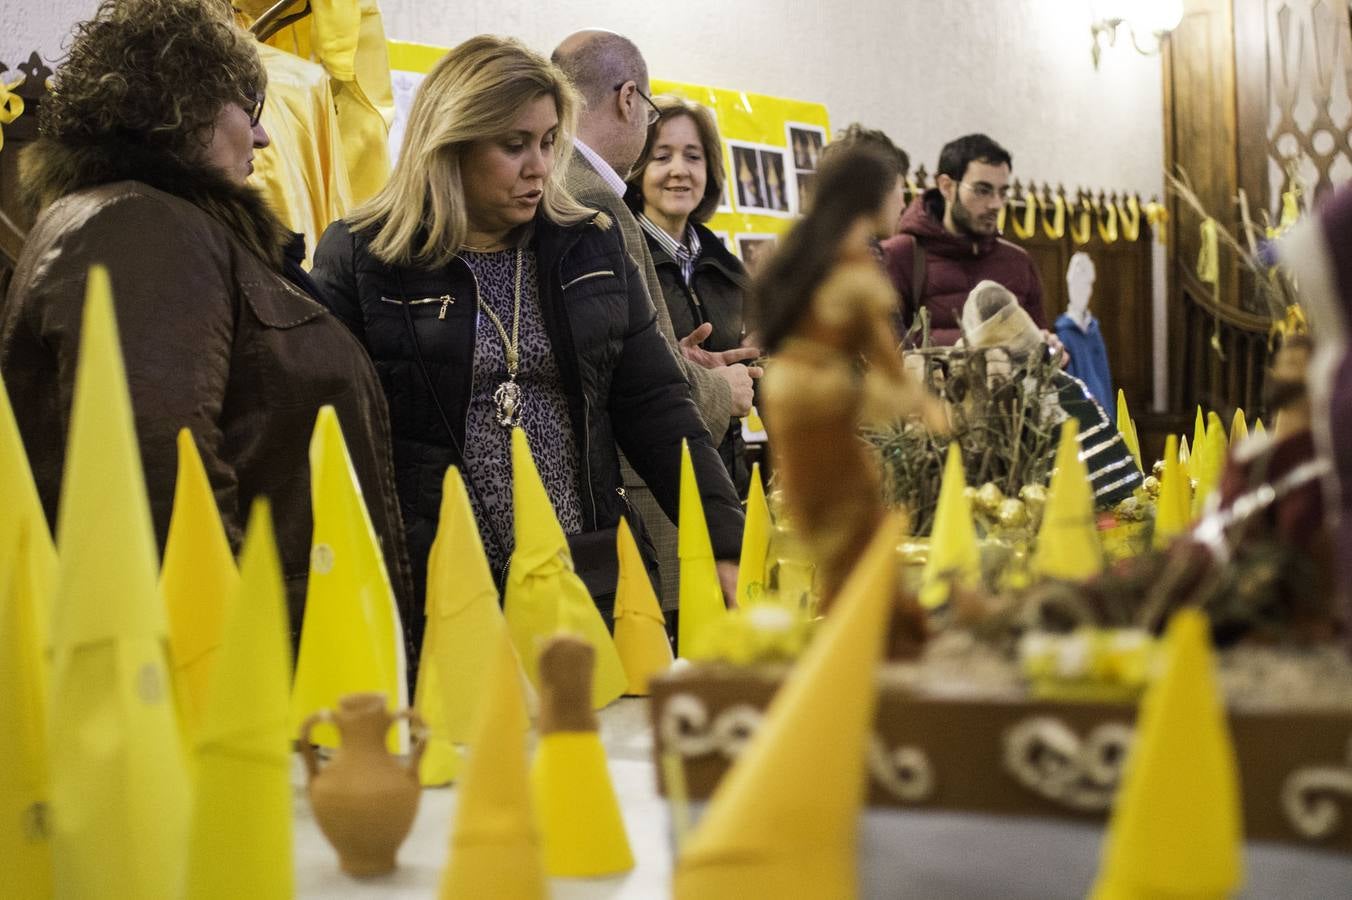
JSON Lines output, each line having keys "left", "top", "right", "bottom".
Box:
{"left": 678, "top": 439, "right": 726, "bottom": 658}
{"left": 1193, "top": 407, "right": 1207, "bottom": 461}
{"left": 438, "top": 632, "right": 545, "bottom": 900}
{"left": 735, "top": 463, "right": 771, "bottom": 607}
{"left": 673, "top": 513, "right": 907, "bottom": 900}
{"left": 1091, "top": 608, "right": 1244, "bottom": 899}
{"left": 185, "top": 500, "right": 294, "bottom": 899}
{"left": 1152, "top": 435, "right": 1192, "bottom": 549}
{"left": 414, "top": 466, "right": 509, "bottom": 785}
{"left": 291, "top": 405, "right": 407, "bottom": 751}
{"left": 504, "top": 428, "right": 627, "bottom": 707}
{"left": 1032, "top": 419, "right": 1104, "bottom": 581}
{"left": 1230, "top": 408, "right": 1249, "bottom": 444}
{"left": 920, "top": 442, "right": 981, "bottom": 608}
{"left": 532, "top": 732, "right": 634, "bottom": 877}
{"left": 162, "top": 428, "right": 240, "bottom": 740}
{"left": 0, "top": 369, "right": 55, "bottom": 632}
{"left": 1116, "top": 389, "right": 1143, "bottom": 471}
{"left": 613, "top": 518, "right": 674, "bottom": 696}
{"left": 1192, "top": 413, "right": 1230, "bottom": 517}
{"left": 0, "top": 523, "right": 53, "bottom": 898}
{"left": 48, "top": 266, "right": 190, "bottom": 898}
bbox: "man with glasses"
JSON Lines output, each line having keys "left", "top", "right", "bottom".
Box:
{"left": 882, "top": 133, "right": 1055, "bottom": 350}
{"left": 552, "top": 29, "right": 752, "bottom": 612}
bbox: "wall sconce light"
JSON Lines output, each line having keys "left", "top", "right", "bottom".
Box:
{"left": 1090, "top": 0, "right": 1185, "bottom": 67}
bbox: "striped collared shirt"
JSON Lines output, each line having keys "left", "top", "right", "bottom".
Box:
{"left": 637, "top": 213, "right": 701, "bottom": 287}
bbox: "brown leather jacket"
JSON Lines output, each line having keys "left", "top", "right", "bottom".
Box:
{"left": 1, "top": 145, "right": 412, "bottom": 642}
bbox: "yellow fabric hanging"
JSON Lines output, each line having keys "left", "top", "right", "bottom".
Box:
{"left": 184, "top": 501, "right": 294, "bottom": 900}
{"left": 735, "top": 462, "right": 771, "bottom": 607}
{"left": 290, "top": 405, "right": 408, "bottom": 752}
{"left": 1116, "top": 195, "right": 1142, "bottom": 242}
{"left": 1069, "top": 197, "right": 1094, "bottom": 246}
{"left": 1143, "top": 199, "right": 1169, "bottom": 245}
{"left": 249, "top": 44, "right": 352, "bottom": 268}
{"left": 0, "top": 523, "right": 52, "bottom": 899}
{"left": 1090, "top": 609, "right": 1243, "bottom": 899}
{"left": 677, "top": 439, "right": 728, "bottom": 658}
{"left": 0, "top": 73, "right": 23, "bottom": 153}
{"left": 1041, "top": 191, "right": 1066, "bottom": 240}
{"left": 919, "top": 443, "right": 980, "bottom": 609}
{"left": 1010, "top": 189, "right": 1039, "bottom": 240}
{"left": 673, "top": 514, "right": 905, "bottom": 900}
{"left": 161, "top": 429, "right": 240, "bottom": 743}
{"left": 414, "top": 466, "right": 512, "bottom": 786}
{"left": 613, "top": 518, "right": 674, "bottom": 696}
{"left": 48, "top": 267, "right": 190, "bottom": 899}
{"left": 1197, "top": 217, "right": 1221, "bottom": 309}
{"left": 1095, "top": 198, "right": 1119, "bottom": 243}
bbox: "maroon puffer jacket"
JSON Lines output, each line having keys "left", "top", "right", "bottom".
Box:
{"left": 880, "top": 189, "right": 1047, "bottom": 346}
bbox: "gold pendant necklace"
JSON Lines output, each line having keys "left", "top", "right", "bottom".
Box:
{"left": 475, "top": 248, "right": 525, "bottom": 428}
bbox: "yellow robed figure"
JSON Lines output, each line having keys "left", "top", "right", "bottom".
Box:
{"left": 678, "top": 439, "right": 726, "bottom": 657}
{"left": 1032, "top": 419, "right": 1104, "bottom": 581}
{"left": 735, "top": 462, "right": 771, "bottom": 607}
{"left": 184, "top": 501, "right": 293, "bottom": 900}
{"left": 1191, "top": 412, "right": 1229, "bottom": 517}
{"left": 1230, "top": 408, "right": 1249, "bottom": 444}
{"left": 1152, "top": 435, "right": 1192, "bottom": 549}
{"left": 161, "top": 429, "right": 239, "bottom": 740}
{"left": 1091, "top": 608, "right": 1244, "bottom": 899}
{"left": 414, "top": 465, "right": 516, "bottom": 786}
{"left": 291, "top": 405, "right": 407, "bottom": 751}
{"left": 674, "top": 513, "right": 906, "bottom": 899}
{"left": 438, "top": 631, "right": 545, "bottom": 900}
{"left": 1115, "top": 389, "right": 1143, "bottom": 471}
{"left": 612, "top": 517, "right": 674, "bottom": 696}
{"left": 0, "top": 368, "right": 56, "bottom": 623}
{"left": 0, "top": 524, "right": 52, "bottom": 898}
{"left": 47, "top": 267, "right": 189, "bottom": 899}
{"left": 919, "top": 442, "right": 981, "bottom": 608}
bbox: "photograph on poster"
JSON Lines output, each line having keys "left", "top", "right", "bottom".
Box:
{"left": 795, "top": 171, "right": 817, "bottom": 214}
{"left": 736, "top": 234, "right": 778, "bottom": 275}
{"left": 758, "top": 149, "right": 790, "bottom": 213}
{"left": 787, "top": 123, "right": 826, "bottom": 171}
{"left": 728, "top": 141, "right": 792, "bottom": 216}
{"left": 729, "top": 144, "right": 765, "bottom": 211}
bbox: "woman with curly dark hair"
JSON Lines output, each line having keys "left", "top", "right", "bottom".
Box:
{"left": 0, "top": 0, "right": 413, "bottom": 643}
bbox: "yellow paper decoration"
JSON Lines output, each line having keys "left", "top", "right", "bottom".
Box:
{"left": 1198, "top": 218, "right": 1220, "bottom": 288}
{"left": 677, "top": 438, "right": 728, "bottom": 658}
{"left": 1117, "top": 195, "right": 1142, "bottom": 242}
{"left": 161, "top": 428, "right": 240, "bottom": 741}
{"left": 1193, "top": 407, "right": 1207, "bottom": 464}
{"left": 1069, "top": 197, "right": 1094, "bottom": 246}
{"left": 1091, "top": 609, "right": 1244, "bottom": 899}
{"left": 1192, "top": 412, "right": 1230, "bottom": 517}
{"left": 0, "top": 523, "right": 52, "bottom": 899}
{"left": 1042, "top": 191, "right": 1066, "bottom": 239}
{"left": 673, "top": 513, "right": 906, "bottom": 900}
{"left": 503, "top": 427, "right": 627, "bottom": 707}
{"left": 438, "top": 631, "right": 545, "bottom": 900}
{"left": 290, "top": 405, "right": 407, "bottom": 751}
{"left": 1144, "top": 199, "right": 1169, "bottom": 244}
{"left": 1115, "top": 390, "right": 1143, "bottom": 472}
{"left": 613, "top": 518, "right": 674, "bottom": 696}
{"left": 1011, "top": 188, "right": 1039, "bottom": 239}
{"left": 919, "top": 443, "right": 980, "bottom": 609}
{"left": 0, "top": 368, "right": 54, "bottom": 636}
{"left": 1032, "top": 420, "right": 1104, "bottom": 581}
{"left": 414, "top": 466, "right": 513, "bottom": 786}
{"left": 1153, "top": 436, "right": 1191, "bottom": 550}
{"left": 1096, "top": 197, "right": 1119, "bottom": 243}
{"left": 532, "top": 731, "right": 634, "bottom": 877}
{"left": 48, "top": 267, "right": 190, "bottom": 899}
{"left": 735, "top": 462, "right": 771, "bottom": 607}
{"left": 1230, "top": 408, "right": 1249, "bottom": 445}
{"left": 1254, "top": 418, "right": 1266, "bottom": 437}
{"left": 0, "top": 73, "right": 24, "bottom": 153}
{"left": 184, "top": 501, "right": 293, "bottom": 900}
{"left": 745, "top": 405, "right": 765, "bottom": 434}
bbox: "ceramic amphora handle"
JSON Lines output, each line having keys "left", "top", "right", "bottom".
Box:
{"left": 297, "top": 709, "right": 336, "bottom": 779}
{"left": 391, "top": 708, "right": 429, "bottom": 776}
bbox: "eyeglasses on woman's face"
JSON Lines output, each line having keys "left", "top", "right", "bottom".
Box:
{"left": 612, "top": 81, "right": 661, "bottom": 127}
{"left": 243, "top": 91, "right": 266, "bottom": 127}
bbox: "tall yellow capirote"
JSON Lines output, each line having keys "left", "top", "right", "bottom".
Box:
{"left": 920, "top": 442, "right": 981, "bottom": 608}
{"left": 184, "top": 501, "right": 293, "bottom": 900}
{"left": 735, "top": 462, "right": 771, "bottom": 607}
{"left": 1031, "top": 420, "right": 1104, "bottom": 581}
{"left": 678, "top": 439, "right": 726, "bottom": 658}
{"left": 47, "top": 266, "right": 189, "bottom": 899}
{"left": 612, "top": 517, "right": 674, "bottom": 696}
{"left": 161, "top": 428, "right": 239, "bottom": 740}
{"left": 673, "top": 513, "right": 907, "bottom": 899}
{"left": 291, "top": 405, "right": 407, "bottom": 751}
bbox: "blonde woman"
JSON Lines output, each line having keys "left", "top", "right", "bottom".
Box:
{"left": 312, "top": 36, "right": 743, "bottom": 628}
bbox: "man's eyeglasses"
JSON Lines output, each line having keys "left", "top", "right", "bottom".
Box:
{"left": 960, "top": 181, "right": 1011, "bottom": 202}
{"left": 613, "top": 81, "right": 661, "bottom": 126}
{"left": 243, "top": 91, "right": 266, "bottom": 127}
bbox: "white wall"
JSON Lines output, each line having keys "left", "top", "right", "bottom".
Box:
{"left": 7, "top": 0, "right": 1165, "bottom": 197}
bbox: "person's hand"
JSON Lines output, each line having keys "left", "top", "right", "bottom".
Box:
{"left": 680, "top": 323, "right": 762, "bottom": 369}
{"left": 714, "top": 364, "right": 759, "bottom": 417}
{"left": 1043, "top": 330, "right": 1070, "bottom": 368}
{"left": 716, "top": 560, "right": 739, "bottom": 609}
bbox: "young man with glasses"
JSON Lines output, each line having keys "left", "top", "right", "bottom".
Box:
{"left": 881, "top": 133, "right": 1056, "bottom": 352}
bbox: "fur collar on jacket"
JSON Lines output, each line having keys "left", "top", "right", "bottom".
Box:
{"left": 22, "top": 138, "right": 290, "bottom": 269}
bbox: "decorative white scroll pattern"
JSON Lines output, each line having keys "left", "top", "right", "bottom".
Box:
{"left": 1002, "top": 716, "right": 1134, "bottom": 812}
{"left": 658, "top": 693, "right": 765, "bottom": 761}
{"left": 868, "top": 735, "right": 935, "bottom": 803}
{"left": 1282, "top": 735, "right": 1352, "bottom": 839}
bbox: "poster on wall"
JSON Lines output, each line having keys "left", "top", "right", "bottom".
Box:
{"left": 384, "top": 42, "right": 833, "bottom": 267}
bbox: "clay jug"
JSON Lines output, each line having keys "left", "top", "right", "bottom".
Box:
{"left": 299, "top": 693, "right": 427, "bottom": 877}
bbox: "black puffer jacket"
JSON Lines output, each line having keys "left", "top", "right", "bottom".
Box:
{"left": 312, "top": 214, "right": 744, "bottom": 610}
{"left": 645, "top": 222, "right": 751, "bottom": 494}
